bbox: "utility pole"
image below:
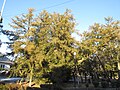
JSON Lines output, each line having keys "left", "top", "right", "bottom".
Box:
{"left": 0, "top": 0, "right": 7, "bottom": 28}
{"left": 0, "top": 0, "right": 7, "bottom": 47}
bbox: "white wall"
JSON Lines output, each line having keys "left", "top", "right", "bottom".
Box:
{"left": 0, "top": 63, "right": 10, "bottom": 70}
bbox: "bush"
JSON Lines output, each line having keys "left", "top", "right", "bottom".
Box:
{"left": 43, "top": 65, "right": 72, "bottom": 84}
{"left": 92, "top": 81, "right": 99, "bottom": 88}
{"left": 0, "top": 84, "right": 25, "bottom": 90}
{"left": 53, "top": 84, "right": 63, "bottom": 90}
{"left": 8, "top": 84, "right": 19, "bottom": 90}
{"left": 26, "top": 87, "right": 40, "bottom": 90}
{"left": 40, "top": 84, "right": 52, "bottom": 89}
{"left": 116, "top": 79, "right": 120, "bottom": 88}
{"left": 85, "top": 83, "right": 89, "bottom": 88}
{"left": 0, "top": 84, "right": 8, "bottom": 90}
{"left": 101, "top": 81, "right": 109, "bottom": 88}
{"left": 110, "top": 79, "right": 117, "bottom": 88}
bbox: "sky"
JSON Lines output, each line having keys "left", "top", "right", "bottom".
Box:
{"left": 0, "top": 0, "right": 120, "bottom": 54}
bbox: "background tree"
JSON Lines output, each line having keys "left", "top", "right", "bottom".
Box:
{"left": 79, "top": 17, "right": 120, "bottom": 80}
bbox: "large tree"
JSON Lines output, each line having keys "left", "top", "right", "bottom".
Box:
{"left": 9, "top": 9, "right": 78, "bottom": 86}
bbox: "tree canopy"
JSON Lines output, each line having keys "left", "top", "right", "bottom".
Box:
{"left": 79, "top": 17, "right": 120, "bottom": 79}
{"left": 7, "top": 9, "right": 78, "bottom": 86}
{"left": 1, "top": 8, "right": 120, "bottom": 87}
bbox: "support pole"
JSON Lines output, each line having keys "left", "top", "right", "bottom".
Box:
{"left": 1, "top": 0, "right": 7, "bottom": 17}
{"left": 0, "top": 0, "right": 7, "bottom": 23}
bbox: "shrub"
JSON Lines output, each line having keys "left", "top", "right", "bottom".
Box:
{"left": 92, "top": 80, "right": 99, "bottom": 88}
{"left": 53, "top": 84, "right": 63, "bottom": 90}
{"left": 85, "top": 83, "right": 89, "bottom": 88}
{"left": 116, "top": 79, "right": 120, "bottom": 88}
{"left": 110, "top": 79, "right": 117, "bottom": 88}
{"left": 0, "top": 84, "right": 8, "bottom": 90}
{"left": 101, "top": 81, "right": 109, "bottom": 88}
{"left": 43, "top": 65, "right": 72, "bottom": 84}
{"left": 40, "top": 84, "right": 52, "bottom": 89}
{"left": 5, "top": 84, "right": 26, "bottom": 90}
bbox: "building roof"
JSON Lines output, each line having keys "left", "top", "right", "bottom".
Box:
{"left": 0, "top": 55, "right": 9, "bottom": 61}
{"left": 0, "top": 55, "right": 14, "bottom": 65}
{"left": 0, "top": 60, "right": 14, "bottom": 65}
